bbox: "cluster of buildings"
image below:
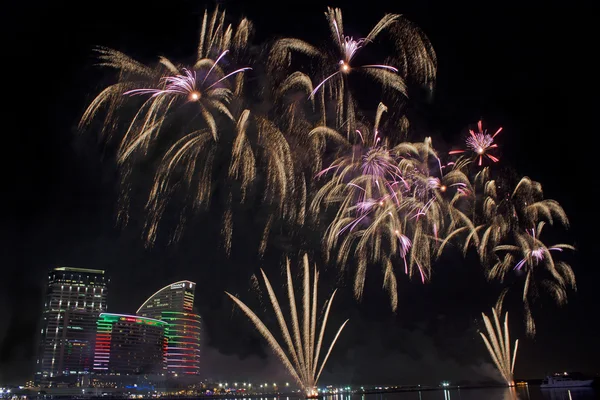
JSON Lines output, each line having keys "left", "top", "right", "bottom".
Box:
{"left": 35, "top": 267, "right": 201, "bottom": 388}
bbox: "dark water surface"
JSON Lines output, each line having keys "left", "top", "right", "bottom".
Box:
{"left": 220, "top": 388, "right": 599, "bottom": 400}
{"left": 354, "top": 387, "right": 600, "bottom": 400}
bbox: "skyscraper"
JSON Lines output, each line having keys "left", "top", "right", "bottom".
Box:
{"left": 93, "top": 313, "right": 167, "bottom": 374}
{"left": 36, "top": 267, "right": 108, "bottom": 384}
{"left": 137, "top": 281, "right": 201, "bottom": 376}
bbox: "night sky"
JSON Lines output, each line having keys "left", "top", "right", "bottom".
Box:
{"left": 3, "top": 0, "right": 597, "bottom": 387}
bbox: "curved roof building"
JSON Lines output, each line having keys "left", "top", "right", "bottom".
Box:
{"left": 137, "top": 281, "right": 196, "bottom": 316}
{"left": 137, "top": 281, "right": 201, "bottom": 376}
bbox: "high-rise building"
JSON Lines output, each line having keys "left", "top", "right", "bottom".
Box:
{"left": 36, "top": 267, "right": 108, "bottom": 384}
{"left": 137, "top": 281, "right": 201, "bottom": 375}
{"left": 93, "top": 313, "right": 167, "bottom": 374}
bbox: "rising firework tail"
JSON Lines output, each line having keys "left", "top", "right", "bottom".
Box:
{"left": 480, "top": 308, "right": 518, "bottom": 386}
{"left": 226, "top": 255, "right": 348, "bottom": 397}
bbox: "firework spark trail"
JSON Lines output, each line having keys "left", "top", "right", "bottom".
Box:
{"left": 491, "top": 221, "right": 575, "bottom": 336}
{"left": 307, "top": 29, "right": 401, "bottom": 100}
{"left": 269, "top": 7, "right": 404, "bottom": 131}
{"left": 124, "top": 64, "right": 252, "bottom": 101}
{"left": 441, "top": 169, "right": 575, "bottom": 337}
{"left": 454, "top": 169, "right": 570, "bottom": 267}
{"left": 449, "top": 120, "right": 502, "bottom": 166}
{"left": 511, "top": 177, "right": 569, "bottom": 229}
{"left": 386, "top": 17, "right": 437, "bottom": 91}
{"left": 79, "top": 8, "right": 300, "bottom": 255}
{"left": 310, "top": 106, "right": 474, "bottom": 309}
{"left": 513, "top": 228, "right": 566, "bottom": 271}
{"left": 80, "top": 6, "right": 252, "bottom": 141}
{"left": 480, "top": 308, "right": 518, "bottom": 386}
{"left": 226, "top": 255, "right": 348, "bottom": 397}
{"left": 121, "top": 53, "right": 251, "bottom": 143}
{"left": 392, "top": 138, "right": 473, "bottom": 282}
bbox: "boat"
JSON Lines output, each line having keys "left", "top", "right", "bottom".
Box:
{"left": 541, "top": 372, "right": 595, "bottom": 388}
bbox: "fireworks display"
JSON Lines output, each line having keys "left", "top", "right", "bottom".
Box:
{"left": 310, "top": 104, "right": 472, "bottom": 310}
{"left": 80, "top": 5, "right": 575, "bottom": 339}
{"left": 269, "top": 7, "right": 408, "bottom": 131}
{"left": 450, "top": 120, "right": 502, "bottom": 166}
{"left": 480, "top": 308, "right": 519, "bottom": 386}
{"left": 492, "top": 221, "right": 575, "bottom": 336}
{"left": 80, "top": 8, "right": 299, "bottom": 251}
{"left": 226, "top": 255, "right": 348, "bottom": 397}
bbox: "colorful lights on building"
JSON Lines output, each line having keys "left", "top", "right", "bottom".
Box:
{"left": 137, "top": 281, "right": 201, "bottom": 376}
{"left": 93, "top": 313, "right": 167, "bottom": 374}
{"left": 136, "top": 280, "right": 196, "bottom": 315}
{"left": 161, "top": 312, "right": 201, "bottom": 375}
{"left": 36, "top": 271, "right": 203, "bottom": 382}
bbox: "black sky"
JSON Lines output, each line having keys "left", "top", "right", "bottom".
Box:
{"left": 3, "top": 0, "right": 597, "bottom": 386}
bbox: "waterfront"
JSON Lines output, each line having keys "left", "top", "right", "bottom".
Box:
{"left": 212, "top": 389, "right": 600, "bottom": 400}
{"left": 353, "top": 389, "right": 598, "bottom": 400}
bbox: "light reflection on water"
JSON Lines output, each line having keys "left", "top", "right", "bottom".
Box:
{"left": 219, "top": 388, "right": 598, "bottom": 400}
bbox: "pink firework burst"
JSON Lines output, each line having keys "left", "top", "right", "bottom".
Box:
{"left": 309, "top": 20, "right": 399, "bottom": 99}
{"left": 125, "top": 69, "right": 203, "bottom": 101}
{"left": 449, "top": 120, "right": 502, "bottom": 166}
{"left": 341, "top": 36, "right": 365, "bottom": 68}
{"left": 124, "top": 50, "right": 250, "bottom": 101}
{"left": 513, "top": 227, "right": 567, "bottom": 271}
{"left": 316, "top": 126, "right": 405, "bottom": 237}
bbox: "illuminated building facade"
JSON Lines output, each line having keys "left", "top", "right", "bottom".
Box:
{"left": 161, "top": 311, "right": 201, "bottom": 375}
{"left": 137, "top": 281, "right": 201, "bottom": 375}
{"left": 36, "top": 267, "right": 108, "bottom": 383}
{"left": 93, "top": 313, "right": 167, "bottom": 374}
